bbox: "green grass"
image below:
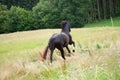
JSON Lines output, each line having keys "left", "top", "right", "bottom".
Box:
{"left": 0, "top": 40, "right": 38, "bottom": 55}
{"left": 85, "top": 17, "right": 120, "bottom": 27}
{"left": 0, "top": 27, "right": 120, "bottom": 80}
{"left": 0, "top": 29, "right": 52, "bottom": 55}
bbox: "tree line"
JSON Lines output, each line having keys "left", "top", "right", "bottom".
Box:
{"left": 0, "top": 0, "right": 120, "bottom": 34}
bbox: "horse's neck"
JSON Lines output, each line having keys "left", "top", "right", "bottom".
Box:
{"left": 61, "top": 30, "right": 69, "bottom": 34}
{"left": 61, "top": 27, "right": 70, "bottom": 34}
{"left": 61, "top": 30, "right": 69, "bottom": 37}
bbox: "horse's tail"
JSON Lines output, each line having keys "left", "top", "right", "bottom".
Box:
{"left": 41, "top": 45, "right": 49, "bottom": 62}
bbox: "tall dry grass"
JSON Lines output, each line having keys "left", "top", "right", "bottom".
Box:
{"left": 0, "top": 27, "right": 120, "bottom": 80}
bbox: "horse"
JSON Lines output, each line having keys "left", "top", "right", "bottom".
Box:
{"left": 41, "top": 20, "right": 75, "bottom": 63}
{"left": 61, "top": 20, "right": 75, "bottom": 52}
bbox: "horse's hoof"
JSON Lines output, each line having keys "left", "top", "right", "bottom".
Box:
{"left": 73, "top": 50, "right": 75, "bottom": 52}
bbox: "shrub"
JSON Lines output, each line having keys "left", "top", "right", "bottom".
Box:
{"left": 32, "top": 0, "right": 89, "bottom": 28}
{"left": 0, "top": 4, "right": 10, "bottom": 33}
{"left": 9, "top": 6, "right": 34, "bottom": 32}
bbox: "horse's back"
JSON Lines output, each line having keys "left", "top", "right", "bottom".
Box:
{"left": 48, "top": 33, "right": 69, "bottom": 48}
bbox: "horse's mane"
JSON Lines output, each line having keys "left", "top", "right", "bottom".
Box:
{"left": 61, "top": 20, "right": 67, "bottom": 28}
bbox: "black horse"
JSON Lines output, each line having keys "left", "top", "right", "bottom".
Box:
{"left": 41, "top": 20, "right": 75, "bottom": 63}
{"left": 61, "top": 20, "right": 75, "bottom": 51}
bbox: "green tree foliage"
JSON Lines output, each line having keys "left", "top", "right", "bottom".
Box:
{"left": 88, "top": 0, "right": 120, "bottom": 22}
{"left": 0, "top": 0, "right": 120, "bottom": 34}
{"left": 0, "top": 5, "right": 35, "bottom": 33}
{"left": 0, "top": 0, "right": 39, "bottom": 10}
{"left": 33, "top": 0, "right": 61, "bottom": 29}
{"left": 33, "top": 0, "right": 89, "bottom": 28}
{"left": 9, "top": 6, "right": 34, "bottom": 31}
{"left": 0, "top": 3, "right": 10, "bottom": 33}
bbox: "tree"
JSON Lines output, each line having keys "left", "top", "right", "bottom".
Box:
{"left": 9, "top": 6, "right": 34, "bottom": 31}
{"left": 1, "top": 0, "right": 120, "bottom": 34}
{"left": 0, "top": 3, "right": 10, "bottom": 33}
{"left": 103, "top": 0, "right": 106, "bottom": 19}
{"left": 0, "top": 0, "right": 39, "bottom": 10}
{"left": 33, "top": 0, "right": 89, "bottom": 28}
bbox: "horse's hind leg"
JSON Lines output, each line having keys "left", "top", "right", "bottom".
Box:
{"left": 50, "top": 48, "right": 54, "bottom": 63}
{"left": 58, "top": 46, "right": 66, "bottom": 60}
{"left": 58, "top": 46, "right": 66, "bottom": 70}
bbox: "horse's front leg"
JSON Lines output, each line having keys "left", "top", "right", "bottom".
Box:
{"left": 66, "top": 46, "right": 74, "bottom": 56}
{"left": 72, "top": 41, "right": 75, "bottom": 52}
{"left": 58, "top": 46, "right": 66, "bottom": 60}
{"left": 66, "top": 46, "right": 71, "bottom": 53}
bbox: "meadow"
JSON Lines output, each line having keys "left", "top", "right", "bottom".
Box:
{"left": 85, "top": 17, "right": 120, "bottom": 27}
{"left": 0, "top": 27, "right": 120, "bottom": 80}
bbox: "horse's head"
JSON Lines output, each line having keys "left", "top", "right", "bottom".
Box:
{"left": 61, "top": 20, "right": 71, "bottom": 33}
{"left": 61, "top": 20, "right": 67, "bottom": 27}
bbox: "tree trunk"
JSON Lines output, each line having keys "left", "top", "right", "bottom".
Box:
{"left": 109, "top": 0, "right": 114, "bottom": 17}
{"left": 103, "top": 0, "right": 106, "bottom": 19}
{"left": 97, "top": 0, "right": 101, "bottom": 20}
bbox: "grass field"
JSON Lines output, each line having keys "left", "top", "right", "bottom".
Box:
{"left": 85, "top": 17, "right": 120, "bottom": 27}
{"left": 0, "top": 27, "right": 120, "bottom": 80}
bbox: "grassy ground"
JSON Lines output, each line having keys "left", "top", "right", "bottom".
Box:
{"left": 85, "top": 17, "right": 120, "bottom": 27}
{"left": 0, "top": 27, "right": 120, "bottom": 80}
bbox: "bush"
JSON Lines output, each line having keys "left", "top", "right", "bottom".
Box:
{"left": 0, "top": 5, "right": 35, "bottom": 34}
{"left": 32, "top": 0, "right": 89, "bottom": 28}
{"left": 32, "top": 0, "right": 60, "bottom": 29}
{"left": 9, "top": 6, "right": 34, "bottom": 32}
{"left": 0, "top": 4, "right": 10, "bottom": 33}
{"left": 0, "top": 0, "right": 90, "bottom": 33}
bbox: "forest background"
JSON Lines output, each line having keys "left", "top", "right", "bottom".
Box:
{"left": 0, "top": 0, "right": 120, "bottom": 33}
